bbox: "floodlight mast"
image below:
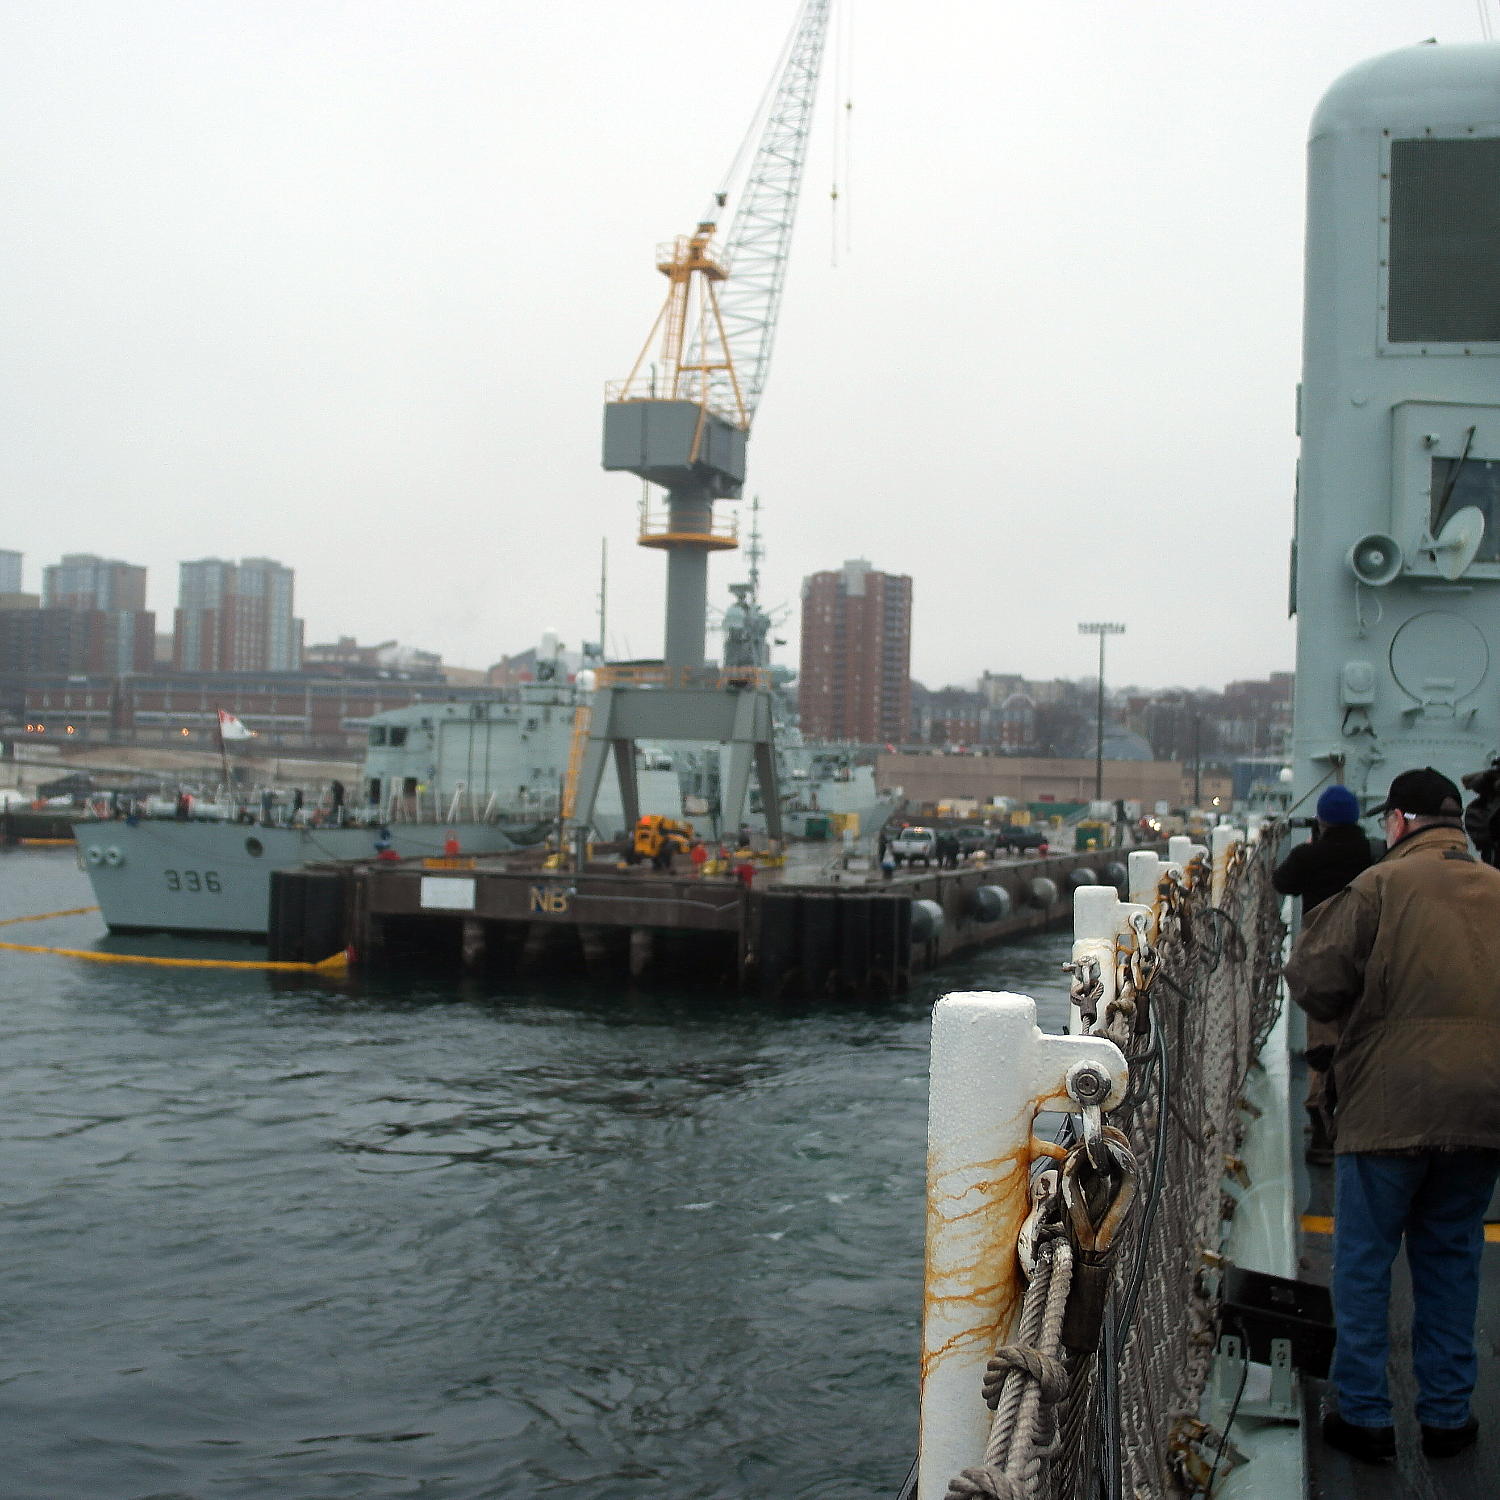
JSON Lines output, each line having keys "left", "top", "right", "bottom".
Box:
{"left": 601, "top": 0, "right": 832, "bottom": 675}
{"left": 1079, "top": 622, "right": 1126, "bottom": 800}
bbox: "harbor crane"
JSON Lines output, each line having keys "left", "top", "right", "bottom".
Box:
{"left": 602, "top": 0, "right": 832, "bottom": 675}
{"left": 575, "top": 0, "right": 832, "bottom": 843}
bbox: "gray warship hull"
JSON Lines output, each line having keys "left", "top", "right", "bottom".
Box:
{"left": 76, "top": 820, "right": 522, "bottom": 937}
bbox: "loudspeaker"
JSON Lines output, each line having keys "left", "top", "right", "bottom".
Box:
{"left": 1347, "top": 532, "right": 1402, "bottom": 586}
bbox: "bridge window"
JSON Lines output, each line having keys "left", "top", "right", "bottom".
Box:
{"left": 1388, "top": 136, "right": 1500, "bottom": 343}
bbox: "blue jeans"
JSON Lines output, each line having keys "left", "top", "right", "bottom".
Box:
{"left": 1332, "top": 1151, "right": 1500, "bottom": 1427}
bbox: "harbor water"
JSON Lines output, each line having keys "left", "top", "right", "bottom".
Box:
{"left": 0, "top": 847, "right": 1073, "bottom": 1499}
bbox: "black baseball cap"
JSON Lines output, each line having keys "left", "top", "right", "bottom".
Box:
{"left": 1370, "top": 766, "right": 1463, "bottom": 818}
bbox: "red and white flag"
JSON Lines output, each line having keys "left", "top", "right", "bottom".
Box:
{"left": 217, "top": 709, "right": 255, "bottom": 741}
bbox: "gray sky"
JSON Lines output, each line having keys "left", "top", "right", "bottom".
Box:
{"left": 3, "top": 1, "right": 1491, "bottom": 691}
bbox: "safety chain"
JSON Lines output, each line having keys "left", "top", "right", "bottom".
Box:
{"left": 1062, "top": 954, "right": 1104, "bottom": 1031}
{"left": 1063, "top": 909, "right": 1160, "bottom": 1050}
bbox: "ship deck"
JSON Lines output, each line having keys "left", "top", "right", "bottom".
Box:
{"left": 1294, "top": 1051, "right": 1499, "bottom": 1495}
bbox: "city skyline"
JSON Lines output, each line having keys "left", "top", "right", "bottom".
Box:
{"left": 1, "top": 541, "right": 1289, "bottom": 694}
{"left": 5, "top": 4, "right": 1485, "bottom": 695}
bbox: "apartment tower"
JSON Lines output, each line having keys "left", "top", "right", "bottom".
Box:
{"left": 798, "top": 559, "right": 912, "bottom": 743}
{"left": 20, "top": 552, "right": 156, "bottom": 674}
{"left": 175, "top": 557, "right": 302, "bottom": 672}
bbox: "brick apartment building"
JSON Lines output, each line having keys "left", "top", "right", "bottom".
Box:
{"left": 43, "top": 554, "right": 147, "bottom": 612}
{"left": 175, "top": 557, "right": 303, "bottom": 673}
{"left": 799, "top": 559, "right": 912, "bottom": 743}
{"left": 0, "top": 552, "right": 155, "bottom": 676}
{"left": 0, "top": 609, "right": 156, "bottom": 676}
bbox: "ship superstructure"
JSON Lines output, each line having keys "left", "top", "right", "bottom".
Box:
{"left": 1290, "top": 42, "right": 1500, "bottom": 810}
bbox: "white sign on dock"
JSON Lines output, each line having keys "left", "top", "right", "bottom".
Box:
{"left": 420, "top": 876, "right": 476, "bottom": 911}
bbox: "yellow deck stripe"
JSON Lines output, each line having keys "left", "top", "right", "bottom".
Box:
{"left": 1303, "top": 1213, "right": 1500, "bottom": 1243}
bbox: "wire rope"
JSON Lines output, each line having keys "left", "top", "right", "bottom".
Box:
{"left": 707, "top": 4, "right": 804, "bottom": 222}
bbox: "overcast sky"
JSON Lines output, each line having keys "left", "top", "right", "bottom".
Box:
{"left": 3, "top": 1, "right": 1492, "bottom": 692}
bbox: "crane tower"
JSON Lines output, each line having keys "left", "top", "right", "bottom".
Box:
{"left": 573, "top": 0, "right": 831, "bottom": 843}
{"left": 602, "top": 0, "right": 831, "bottom": 675}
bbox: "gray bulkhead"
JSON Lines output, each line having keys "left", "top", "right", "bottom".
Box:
{"left": 1293, "top": 42, "right": 1500, "bottom": 805}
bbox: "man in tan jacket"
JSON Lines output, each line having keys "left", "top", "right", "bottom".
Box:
{"left": 1285, "top": 766, "right": 1500, "bottom": 1464}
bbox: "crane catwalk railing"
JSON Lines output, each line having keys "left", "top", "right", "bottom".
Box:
{"left": 918, "top": 823, "right": 1287, "bottom": 1499}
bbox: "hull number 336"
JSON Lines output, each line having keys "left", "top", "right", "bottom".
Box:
{"left": 165, "top": 870, "right": 222, "bottom": 893}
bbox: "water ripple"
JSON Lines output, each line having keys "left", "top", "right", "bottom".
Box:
{"left": 0, "top": 848, "right": 1074, "bottom": 1498}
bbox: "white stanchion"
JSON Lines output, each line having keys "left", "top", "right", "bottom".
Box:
{"left": 1127, "top": 849, "right": 1162, "bottom": 907}
{"left": 1166, "top": 834, "right": 1208, "bottom": 871}
{"left": 1210, "top": 825, "right": 1244, "bottom": 905}
{"left": 919, "top": 992, "right": 1127, "bottom": 1500}
{"left": 1068, "top": 885, "right": 1153, "bottom": 1035}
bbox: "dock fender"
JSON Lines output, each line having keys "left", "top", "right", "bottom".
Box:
{"left": 1027, "top": 876, "right": 1059, "bottom": 909}
{"left": 968, "top": 884, "right": 1012, "bottom": 922}
{"left": 1103, "top": 861, "right": 1129, "bottom": 892}
{"left": 1067, "top": 867, "right": 1098, "bottom": 889}
{"left": 910, "top": 898, "right": 945, "bottom": 944}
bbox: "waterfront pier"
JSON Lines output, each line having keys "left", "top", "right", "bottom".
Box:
{"left": 270, "top": 843, "right": 1144, "bottom": 994}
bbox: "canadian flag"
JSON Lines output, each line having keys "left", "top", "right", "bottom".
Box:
{"left": 217, "top": 709, "right": 255, "bottom": 740}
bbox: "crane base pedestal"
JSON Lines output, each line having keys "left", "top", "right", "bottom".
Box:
{"left": 571, "top": 683, "right": 782, "bottom": 844}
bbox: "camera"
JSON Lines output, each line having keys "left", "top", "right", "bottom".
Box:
{"left": 1461, "top": 761, "right": 1500, "bottom": 796}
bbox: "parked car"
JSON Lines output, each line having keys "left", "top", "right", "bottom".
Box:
{"left": 889, "top": 825, "right": 938, "bottom": 866}
{"left": 998, "top": 825, "right": 1050, "bottom": 853}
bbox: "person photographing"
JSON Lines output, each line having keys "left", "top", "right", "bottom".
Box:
{"left": 1286, "top": 767, "right": 1500, "bottom": 1463}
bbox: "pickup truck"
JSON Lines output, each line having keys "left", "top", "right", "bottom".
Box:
{"left": 888, "top": 826, "right": 938, "bottom": 866}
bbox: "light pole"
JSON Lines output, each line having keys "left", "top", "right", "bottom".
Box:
{"left": 1191, "top": 708, "right": 1202, "bottom": 808}
{"left": 1078, "top": 622, "right": 1125, "bottom": 801}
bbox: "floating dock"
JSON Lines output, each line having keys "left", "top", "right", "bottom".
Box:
{"left": 272, "top": 844, "right": 1149, "bottom": 994}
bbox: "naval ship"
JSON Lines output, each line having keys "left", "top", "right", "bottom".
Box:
{"left": 76, "top": 592, "right": 897, "bottom": 938}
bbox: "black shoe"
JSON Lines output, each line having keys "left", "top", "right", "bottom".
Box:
{"left": 1421, "top": 1416, "right": 1478, "bottom": 1457}
{"left": 1322, "top": 1412, "right": 1396, "bottom": 1462}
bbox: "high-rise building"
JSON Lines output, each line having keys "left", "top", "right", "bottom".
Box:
{"left": 16, "top": 552, "right": 155, "bottom": 673}
{"left": 798, "top": 559, "right": 912, "bottom": 743}
{"left": 174, "top": 557, "right": 302, "bottom": 672}
{"left": 42, "top": 553, "right": 147, "bottom": 612}
{"left": 0, "top": 550, "right": 22, "bottom": 595}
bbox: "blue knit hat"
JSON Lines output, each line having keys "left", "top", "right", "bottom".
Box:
{"left": 1316, "top": 785, "right": 1361, "bottom": 825}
